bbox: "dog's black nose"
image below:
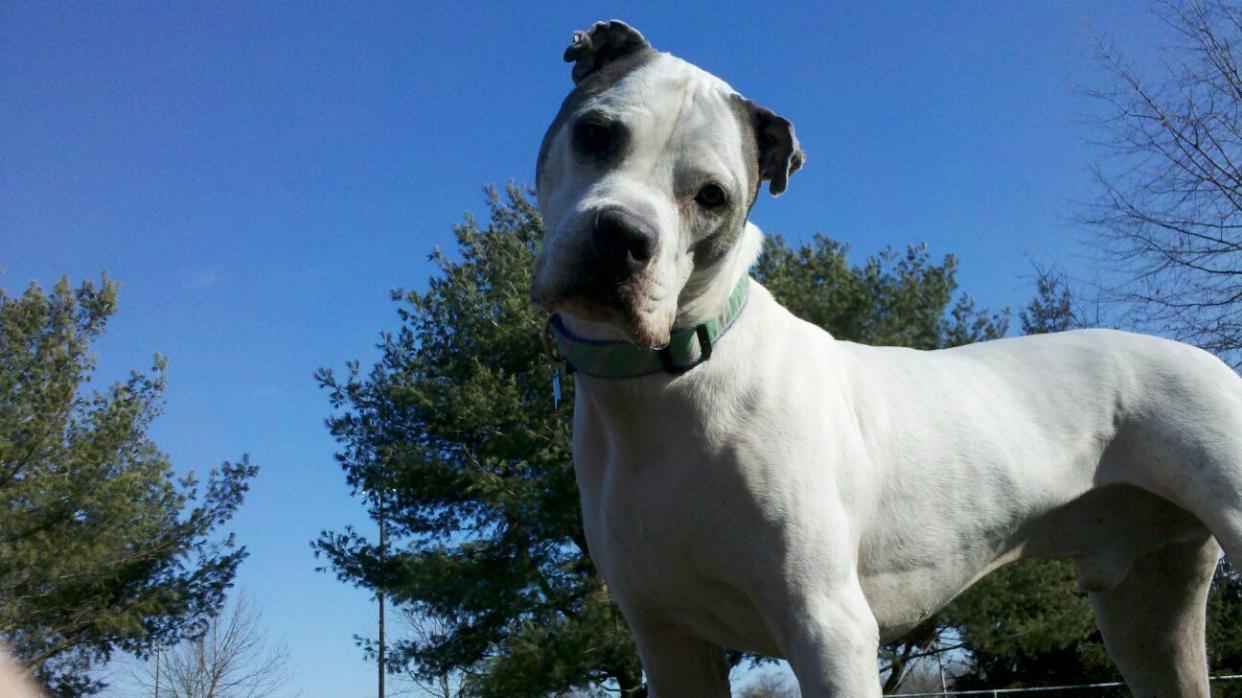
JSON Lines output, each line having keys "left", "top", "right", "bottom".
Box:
{"left": 592, "top": 208, "right": 656, "bottom": 273}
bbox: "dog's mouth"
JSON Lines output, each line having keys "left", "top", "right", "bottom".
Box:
{"left": 533, "top": 282, "right": 673, "bottom": 348}
{"left": 531, "top": 230, "right": 678, "bottom": 347}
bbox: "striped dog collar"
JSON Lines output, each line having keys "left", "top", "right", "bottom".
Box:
{"left": 548, "top": 275, "right": 751, "bottom": 379}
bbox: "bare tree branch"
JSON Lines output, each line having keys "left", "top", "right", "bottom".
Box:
{"left": 131, "top": 593, "right": 296, "bottom": 698}
{"left": 1081, "top": 0, "right": 1242, "bottom": 368}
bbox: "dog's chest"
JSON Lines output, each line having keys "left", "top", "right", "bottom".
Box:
{"left": 578, "top": 446, "right": 789, "bottom": 653}
{"left": 570, "top": 383, "right": 845, "bottom": 654}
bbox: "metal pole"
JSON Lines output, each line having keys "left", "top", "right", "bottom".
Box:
{"left": 153, "top": 646, "right": 161, "bottom": 698}
{"left": 378, "top": 585, "right": 385, "bottom": 698}
{"left": 378, "top": 488, "right": 386, "bottom": 698}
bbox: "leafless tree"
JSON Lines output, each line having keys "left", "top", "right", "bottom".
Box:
{"left": 392, "top": 611, "right": 462, "bottom": 698}
{"left": 1082, "top": 0, "right": 1242, "bottom": 367}
{"left": 884, "top": 661, "right": 953, "bottom": 696}
{"left": 132, "top": 593, "right": 294, "bottom": 698}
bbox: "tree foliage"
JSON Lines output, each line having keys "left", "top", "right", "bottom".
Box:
{"left": 315, "top": 187, "right": 639, "bottom": 696}
{"left": 1084, "top": 0, "right": 1242, "bottom": 368}
{"left": 756, "top": 234, "right": 1008, "bottom": 349}
{"left": 1212, "top": 561, "right": 1242, "bottom": 668}
{"left": 316, "top": 187, "right": 1011, "bottom": 695}
{"left": 0, "top": 277, "right": 256, "bottom": 697}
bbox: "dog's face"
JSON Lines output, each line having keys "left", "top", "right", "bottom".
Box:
{"left": 532, "top": 21, "right": 804, "bottom": 347}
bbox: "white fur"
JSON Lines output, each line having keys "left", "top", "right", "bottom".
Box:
{"left": 534, "top": 54, "right": 748, "bottom": 346}
{"left": 537, "top": 50, "right": 1242, "bottom": 697}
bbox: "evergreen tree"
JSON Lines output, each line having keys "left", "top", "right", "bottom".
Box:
{"left": 315, "top": 188, "right": 639, "bottom": 695}
{"left": 0, "top": 277, "right": 256, "bottom": 697}
{"left": 1209, "top": 560, "right": 1242, "bottom": 697}
{"left": 756, "top": 233, "right": 1007, "bottom": 350}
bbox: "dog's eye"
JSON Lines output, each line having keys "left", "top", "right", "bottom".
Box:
{"left": 574, "top": 120, "right": 613, "bottom": 155}
{"left": 695, "top": 184, "right": 728, "bottom": 209}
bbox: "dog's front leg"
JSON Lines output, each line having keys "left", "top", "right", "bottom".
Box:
{"left": 779, "top": 583, "right": 883, "bottom": 697}
{"left": 631, "top": 622, "right": 731, "bottom": 698}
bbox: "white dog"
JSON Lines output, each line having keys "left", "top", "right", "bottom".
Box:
{"left": 531, "top": 20, "right": 1242, "bottom": 697}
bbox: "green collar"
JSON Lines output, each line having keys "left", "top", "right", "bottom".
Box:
{"left": 549, "top": 275, "right": 751, "bottom": 379}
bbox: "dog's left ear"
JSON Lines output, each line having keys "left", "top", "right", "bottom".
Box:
{"left": 564, "top": 20, "right": 650, "bottom": 85}
{"left": 749, "top": 104, "right": 806, "bottom": 196}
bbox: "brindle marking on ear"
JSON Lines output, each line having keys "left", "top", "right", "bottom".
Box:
{"left": 565, "top": 21, "right": 649, "bottom": 85}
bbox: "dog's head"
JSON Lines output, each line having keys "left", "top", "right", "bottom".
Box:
{"left": 531, "top": 20, "right": 804, "bottom": 347}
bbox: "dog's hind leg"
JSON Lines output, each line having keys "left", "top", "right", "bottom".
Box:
{"left": 1086, "top": 532, "right": 1218, "bottom": 698}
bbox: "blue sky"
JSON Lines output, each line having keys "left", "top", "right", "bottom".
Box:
{"left": 1, "top": 2, "right": 1169, "bottom": 696}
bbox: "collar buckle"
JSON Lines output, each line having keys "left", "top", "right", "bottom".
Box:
{"left": 657, "top": 324, "right": 713, "bottom": 375}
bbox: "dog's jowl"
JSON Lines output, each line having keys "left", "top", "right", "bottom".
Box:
{"left": 532, "top": 20, "right": 1242, "bottom": 697}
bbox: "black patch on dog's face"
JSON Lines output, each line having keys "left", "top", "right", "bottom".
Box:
{"left": 536, "top": 49, "right": 654, "bottom": 191}
{"left": 570, "top": 111, "right": 630, "bottom": 168}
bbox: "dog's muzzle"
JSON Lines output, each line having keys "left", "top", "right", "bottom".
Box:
{"left": 531, "top": 205, "right": 668, "bottom": 345}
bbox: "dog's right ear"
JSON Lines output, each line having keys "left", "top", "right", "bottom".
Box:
{"left": 563, "top": 20, "right": 649, "bottom": 85}
{"left": 750, "top": 104, "right": 805, "bottom": 196}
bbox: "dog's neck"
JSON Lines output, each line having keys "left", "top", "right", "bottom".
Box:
{"left": 677, "top": 221, "right": 763, "bottom": 329}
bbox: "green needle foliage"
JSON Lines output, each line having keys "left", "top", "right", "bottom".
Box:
{"left": 0, "top": 277, "right": 256, "bottom": 697}
{"left": 1209, "top": 560, "right": 1242, "bottom": 692}
{"left": 315, "top": 186, "right": 1014, "bottom": 696}
{"left": 756, "top": 233, "right": 1008, "bottom": 350}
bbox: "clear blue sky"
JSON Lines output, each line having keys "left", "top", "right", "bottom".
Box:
{"left": 1, "top": 2, "right": 1168, "bottom": 696}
